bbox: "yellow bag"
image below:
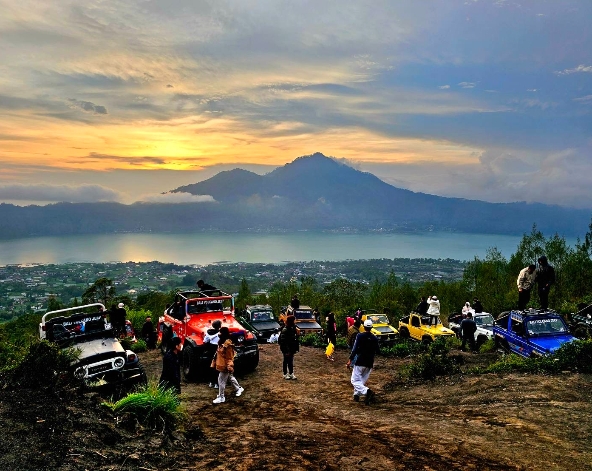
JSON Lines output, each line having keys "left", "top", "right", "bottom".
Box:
{"left": 325, "top": 341, "right": 335, "bottom": 357}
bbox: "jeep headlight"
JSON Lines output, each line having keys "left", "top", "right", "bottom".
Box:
{"left": 74, "top": 366, "right": 85, "bottom": 379}
{"left": 114, "top": 357, "right": 125, "bottom": 369}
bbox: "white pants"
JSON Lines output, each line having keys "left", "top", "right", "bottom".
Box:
{"left": 350, "top": 365, "right": 372, "bottom": 396}
{"left": 218, "top": 371, "right": 240, "bottom": 398}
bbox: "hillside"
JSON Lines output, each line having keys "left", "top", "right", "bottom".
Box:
{"left": 0, "top": 153, "right": 590, "bottom": 238}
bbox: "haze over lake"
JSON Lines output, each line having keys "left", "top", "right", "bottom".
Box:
{"left": 0, "top": 231, "right": 552, "bottom": 266}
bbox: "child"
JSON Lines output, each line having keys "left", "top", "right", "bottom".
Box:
{"left": 212, "top": 327, "right": 244, "bottom": 404}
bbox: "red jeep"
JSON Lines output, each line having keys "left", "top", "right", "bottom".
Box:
{"left": 158, "top": 289, "right": 259, "bottom": 381}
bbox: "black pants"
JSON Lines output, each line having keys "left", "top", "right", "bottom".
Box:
{"left": 518, "top": 289, "right": 531, "bottom": 310}
{"left": 326, "top": 332, "right": 337, "bottom": 346}
{"left": 461, "top": 335, "right": 476, "bottom": 352}
{"left": 538, "top": 287, "right": 550, "bottom": 310}
{"left": 283, "top": 353, "right": 294, "bottom": 375}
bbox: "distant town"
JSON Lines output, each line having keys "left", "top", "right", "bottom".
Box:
{"left": 0, "top": 258, "right": 466, "bottom": 321}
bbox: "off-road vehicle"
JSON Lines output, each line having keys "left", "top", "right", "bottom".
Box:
{"left": 158, "top": 289, "right": 259, "bottom": 381}
{"left": 280, "top": 305, "right": 323, "bottom": 337}
{"left": 448, "top": 312, "right": 495, "bottom": 349}
{"left": 566, "top": 303, "right": 592, "bottom": 339}
{"left": 238, "top": 304, "right": 281, "bottom": 343}
{"left": 493, "top": 309, "right": 575, "bottom": 357}
{"left": 399, "top": 312, "right": 456, "bottom": 344}
{"left": 359, "top": 310, "right": 399, "bottom": 345}
{"left": 39, "top": 303, "right": 147, "bottom": 391}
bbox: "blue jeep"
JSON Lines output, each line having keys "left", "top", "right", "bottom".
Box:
{"left": 493, "top": 309, "right": 575, "bottom": 357}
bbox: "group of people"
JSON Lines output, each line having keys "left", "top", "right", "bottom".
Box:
{"left": 517, "top": 255, "right": 555, "bottom": 310}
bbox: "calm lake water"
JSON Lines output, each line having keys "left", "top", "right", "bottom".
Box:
{"left": 0, "top": 231, "right": 536, "bottom": 265}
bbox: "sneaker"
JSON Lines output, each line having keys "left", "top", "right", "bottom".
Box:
{"left": 235, "top": 387, "right": 244, "bottom": 397}
{"left": 212, "top": 395, "right": 225, "bottom": 404}
{"left": 284, "top": 374, "right": 291, "bottom": 380}
{"left": 353, "top": 394, "right": 360, "bottom": 402}
{"left": 364, "top": 389, "right": 375, "bottom": 405}
{"left": 208, "top": 382, "right": 215, "bottom": 388}
{"left": 290, "top": 373, "right": 297, "bottom": 380}
{"left": 214, "top": 383, "right": 219, "bottom": 389}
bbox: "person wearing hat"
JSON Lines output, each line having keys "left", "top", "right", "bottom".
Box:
{"left": 159, "top": 336, "right": 182, "bottom": 395}
{"left": 536, "top": 256, "right": 555, "bottom": 310}
{"left": 427, "top": 296, "right": 441, "bottom": 326}
{"left": 346, "top": 318, "right": 379, "bottom": 405}
{"left": 212, "top": 327, "right": 244, "bottom": 404}
{"left": 109, "top": 302, "right": 127, "bottom": 337}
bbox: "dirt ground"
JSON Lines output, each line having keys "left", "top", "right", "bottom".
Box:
{"left": 1, "top": 344, "right": 592, "bottom": 471}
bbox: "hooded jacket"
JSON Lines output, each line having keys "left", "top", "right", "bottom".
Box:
{"left": 214, "top": 339, "right": 235, "bottom": 372}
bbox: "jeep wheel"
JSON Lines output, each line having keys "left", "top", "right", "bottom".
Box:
{"left": 182, "top": 344, "right": 198, "bottom": 381}
{"left": 399, "top": 327, "right": 410, "bottom": 339}
{"left": 421, "top": 336, "right": 433, "bottom": 345}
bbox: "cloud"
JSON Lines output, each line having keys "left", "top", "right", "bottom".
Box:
{"left": 555, "top": 65, "right": 592, "bottom": 75}
{"left": 135, "top": 192, "right": 216, "bottom": 203}
{"left": 0, "top": 183, "right": 121, "bottom": 203}
{"left": 438, "top": 85, "right": 450, "bottom": 89}
{"left": 458, "top": 82, "right": 476, "bottom": 89}
{"left": 67, "top": 99, "right": 108, "bottom": 115}
{"left": 574, "top": 95, "right": 592, "bottom": 104}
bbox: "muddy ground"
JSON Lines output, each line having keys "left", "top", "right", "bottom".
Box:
{"left": 1, "top": 344, "right": 591, "bottom": 471}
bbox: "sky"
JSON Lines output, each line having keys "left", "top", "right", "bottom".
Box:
{"left": 1, "top": 0, "right": 591, "bottom": 207}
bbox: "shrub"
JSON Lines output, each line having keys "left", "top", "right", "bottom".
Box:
{"left": 381, "top": 341, "right": 426, "bottom": 358}
{"left": 119, "top": 337, "right": 134, "bottom": 350}
{"left": 401, "top": 338, "right": 461, "bottom": 381}
{"left": 104, "top": 381, "right": 185, "bottom": 430}
{"left": 126, "top": 308, "right": 154, "bottom": 334}
{"left": 478, "top": 338, "right": 496, "bottom": 353}
{"left": 8, "top": 340, "right": 80, "bottom": 389}
{"left": 130, "top": 339, "right": 147, "bottom": 353}
{"left": 299, "top": 333, "right": 327, "bottom": 348}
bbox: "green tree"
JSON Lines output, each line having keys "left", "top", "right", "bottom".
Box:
{"left": 235, "top": 278, "right": 252, "bottom": 312}
{"left": 82, "top": 277, "right": 116, "bottom": 307}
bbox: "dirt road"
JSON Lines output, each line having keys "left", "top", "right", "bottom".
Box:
{"left": 2, "top": 343, "right": 591, "bottom": 470}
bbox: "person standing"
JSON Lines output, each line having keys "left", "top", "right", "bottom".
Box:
{"left": 427, "top": 296, "right": 441, "bottom": 326}
{"left": 290, "top": 294, "right": 300, "bottom": 309}
{"left": 347, "top": 318, "right": 361, "bottom": 350}
{"left": 517, "top": 264, "right": 536, "bottom": 310}
{"left": 197, "top": 280, "right": 218, "bottom": 294}
{"left": 159, "top": 336, "right": 182, "bottom": 394}
{"left": 347, "top": 319, "right": 380, "bottom": 405}
{"left": 415, "top": 296, "right": 429, "bottom": 315}
{"left": 537, "top": 256, "right": 555, "bottom": 310}
{"left": 204, "top": 320, "right": 222, "bottom": 388}
{"left": 141, "top": 315, "right": 156, "bottom": 349}
{"left": 472, "top": 297, "right": 484, "bottom": 314}
{"left": 325, "top": 312, "right": 337, "bottom": 348}
{"left": 110, "top": 302, "right": 127, "bottom": 337}
{"left": 460, "top": 312, "right": 477, "bottom": 352}
{"left": 212, "top": 327, "right": 244, "bottom": 404}
{"left": 278, "top": 315, "right": 299, "bottom": 380}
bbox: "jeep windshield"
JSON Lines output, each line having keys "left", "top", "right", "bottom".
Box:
{"left": 50, "top": 315, "right": 110, "bottom": 343}
{"left": 475, "top": 314, "right": 494, "bottom": 326}
{"left": 366, "top": 314, "right": 390, "bottom": 324}
{"left": 526, "top": 317, "right": 568, "bottom": 336}
{"left": 294, "top": 309, "right": 314, "bottom": 320}
{"left": 251, "top": 310, "right": 274, "bottom": 321}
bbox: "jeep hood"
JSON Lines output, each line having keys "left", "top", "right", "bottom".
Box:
{"left": 251, "top": 321, "right": 281, "bottom": 332}
{"left": 75, "top": 338, "right": 125, "bottom": 361}
{"left": 296, "top": 321, "right": 322, "bottom": 330}
{"left": 374, "top": 326, "right": 397, "bottom": 334}
{"left": 530, "top": 335, "right": 576, "bottom": 353}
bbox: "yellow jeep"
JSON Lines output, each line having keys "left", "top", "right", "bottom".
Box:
{"left": 360, "top": 311, "right": 399, "bottom": 345}
{"left": 398, "top": 312, "right": 455, "bottom": 344}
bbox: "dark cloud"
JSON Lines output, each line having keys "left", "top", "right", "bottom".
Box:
{"left": 67, "top": 99, "right": 108, "bottom": 115}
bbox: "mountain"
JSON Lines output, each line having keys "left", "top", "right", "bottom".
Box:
{"left": 0, "top": 153, "right": 590, "bottom": 239}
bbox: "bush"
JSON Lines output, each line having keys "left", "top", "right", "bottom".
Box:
{"left": 8, "top": 340, "right": 80, "bottom": 389}
{"left": 299, "top": 333, "right": 327, "bottom": 348}
{"left": 478, "top": 338, "right": 496, "bottom": 353}
{"left": 126, "top": 309, "right": 154, "bottom": 334}
{"left": 381, "top": 341, "right": 426, "bottom": 358}
{"left": 401, "top": 338, "right": 461, "bottom": 381}
{"left": 130, "top": 339, "right": 147, "bottom": 353}
{"left": 104, "top": 381, "right": 185, "bottom": 430}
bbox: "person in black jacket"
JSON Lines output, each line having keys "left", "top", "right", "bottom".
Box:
{"left": 159, "top": 336, "right": 182, "bottom": 394}
{"left": 472, "top": 297, "right": 484, "bottom": 314}
{"left": 415, "top": 296, "right": 429, "bottom": 315}
{"left": 141, "top": 315, "right": 156, "bottom": 349}
{"left": 347, "top": 319, "right": 380, "bottom": 405}
{"left": 537, "top": 256, "right": 555, "bottom": 310}
{"left": 460, "top": 312, "right": 477, "bottom": 352}
{"left": 197, "top": 280, "right": 218, "bottom": 295}
{"left": 278, "top": 315, "right": 299, "bottom": 380}
{"left": 325, "top": 312, "right": 337, "bottom": 347}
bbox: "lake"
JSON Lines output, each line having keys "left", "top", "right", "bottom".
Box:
{"left": 0, "top": 231, "right": 535, "bottom": 265}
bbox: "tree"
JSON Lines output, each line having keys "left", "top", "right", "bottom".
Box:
{"left": 235, "top": 278, "right": 252, "bottom": 312}
{"left": 82, "top": 277, "right": 116, "bottom": 307}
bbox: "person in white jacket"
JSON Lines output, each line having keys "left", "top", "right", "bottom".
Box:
{"left": 427, "top": 296, "right": 441, "bottom": 326}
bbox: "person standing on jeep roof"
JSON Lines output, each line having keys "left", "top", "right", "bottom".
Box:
{"left": 537, "top": 256, "right": 555, "bottom": 310}
{"left": 278, "top": 315, "right": 299, "bottom": 380}
{"left": 517, "top": 264, "right": 537, "bottom": 310}
{"left": 347, "top": 319, "right": 380, "bottom": 405}
{"left": 197, "top": 280, "right": 217, "bottom": 294}
{"left": 416, "top": 296, "right": 429, "bottom": 316}
{"left": 213, "top": 327, "right": 244, "bottom": 404}
{"left": 290, "top": 294, "right": 300, "bottom": 309}
{"left": 204, "top": 320, "right": 222, "bottom": 389}
{"left": 427, "top": 296, "right": 441, "bottom": 326}
{"left": 159, "top": 336, "right": 182, "bottom": 395}
{"left": 473, "top": 297, "right": 484, "bottom": 314}
{"left": 110, "top": 303, "right": 126, "bottom": 337}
